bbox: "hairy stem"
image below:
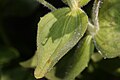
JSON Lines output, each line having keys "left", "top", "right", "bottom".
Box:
{"left": 88, "top": 21, "right": 96, "bottom": 36}
{"left": 92, "top": 0, "right": 102, "bottom": 31}
{"left": 37, "top": 0, "right": 56, "bottom": 11}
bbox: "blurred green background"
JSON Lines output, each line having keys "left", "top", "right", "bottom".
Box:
{"left": 0, "top": 0, "right": 120, "bottom": 80}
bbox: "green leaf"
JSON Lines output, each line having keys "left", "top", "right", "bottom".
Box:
{"left": 34, "top": 7, "right": 88, "bottom": 79}
{"left": 45, "top": 35, "right": 93, "bottom": 80}
{"left": 62, "top": 0, "right": 90, "bottom": 7}
{"left": 0, "top": 47, "right": 19, "bottom": 65}
{"left": 94, "top": 0, "right": 120, "bottom": 58}
{"left": 78, "top": 0, "right": 90, "bottom": 7}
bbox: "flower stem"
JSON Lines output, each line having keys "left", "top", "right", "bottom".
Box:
{"left": 37, "top": 0, "right": 57, "bottom": 11}
{"left": 92, "top": 0, "right": 102, "bottom": 31}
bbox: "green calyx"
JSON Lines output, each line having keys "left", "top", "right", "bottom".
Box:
{"left": 66, "top": 0, "right": 79, "bottom": 10}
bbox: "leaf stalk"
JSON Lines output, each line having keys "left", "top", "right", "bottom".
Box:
{"left": 37, "top": 0, "right": 57, "bottom": 11}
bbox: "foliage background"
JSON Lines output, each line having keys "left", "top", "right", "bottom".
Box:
{"left": 0, "top": 0, "right": 120, "bottom": 80}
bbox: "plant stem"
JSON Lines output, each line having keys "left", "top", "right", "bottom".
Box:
{"left": 92, "top": 0, "right": 101, "bottom": 32}
{"left": 66, "top": 0, "right": 78, "bottom": 10}
{"left": 88, "top": 21, "right": 96, "bottom": 36}
{"left": 37, "top": 0, "right": 56, "bottom": 11}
